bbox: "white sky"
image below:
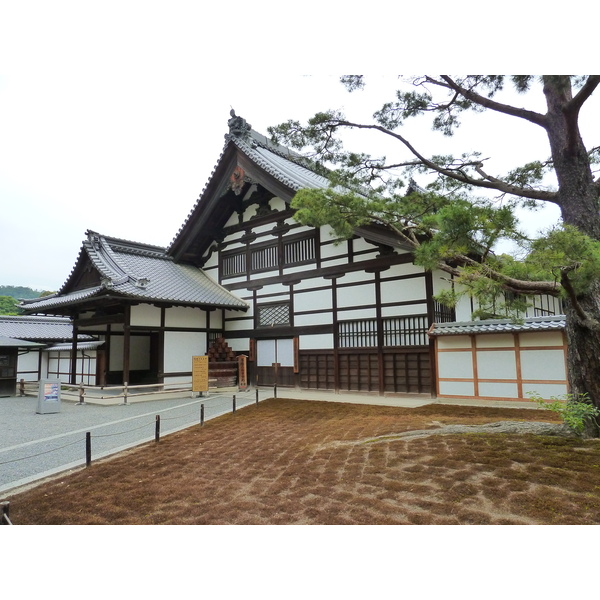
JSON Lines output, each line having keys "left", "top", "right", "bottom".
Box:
{"left": 1, "top": 2, "right": 598, "bottom": 293}
{"left": 3, "top": 0, "right": 598, "bottom": 585}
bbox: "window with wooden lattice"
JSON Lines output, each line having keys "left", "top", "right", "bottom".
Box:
{"left": 257, "top": 302, "right": 291, "bottom": 327}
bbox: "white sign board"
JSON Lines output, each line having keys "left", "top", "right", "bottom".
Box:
{"left": 36, "top": 379, "right": 61, "bottom": 414}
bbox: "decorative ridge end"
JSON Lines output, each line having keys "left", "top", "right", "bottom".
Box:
{"left": 227, "top": 109, "right": 252, "bottom": 139}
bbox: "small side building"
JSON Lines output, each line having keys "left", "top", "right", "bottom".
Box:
{"left": 0, "top": 315, "right": 103, "bottom": 386}
{"left": 429, "top": 316, "right": 568, "bottom": 401}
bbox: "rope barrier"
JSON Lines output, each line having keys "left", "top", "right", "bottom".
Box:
{"left": 1, "top": 389, "right": 268, "bottom": 469}
{"left": 0, "top": 437, "right": 83, "bottom": 465}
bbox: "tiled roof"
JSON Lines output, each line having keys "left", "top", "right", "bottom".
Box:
{"left": 22, "top": 232, "right": 248, "bottom": 313}
{"left": 45, "top": 341, "right": 105, "bottom": 352}
{"left": 230, "top": 132, "right": 332, "bottom": 192}
{"left": 0, "top": 335, "right": 44, "bottom": 348}
{"left": 429, "top": 315, "right": 566, "bottom": 337}
{"left": 167, "top": 114, "right": 371, "bottom": 255}
{"left": 0, "top": 315, "right": 93, "bottom": 342}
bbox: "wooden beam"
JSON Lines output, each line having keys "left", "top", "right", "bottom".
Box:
{"left": 123, "top": 305, "right": 131, "bottom": 386}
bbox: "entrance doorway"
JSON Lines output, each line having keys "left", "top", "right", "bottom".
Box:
{"left": 256, "top": 339, "right": 295, "bottom": 386}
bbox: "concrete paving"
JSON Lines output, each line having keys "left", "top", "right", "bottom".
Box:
{"left": 0, "top": 386, "right": 540, "bottom": 496}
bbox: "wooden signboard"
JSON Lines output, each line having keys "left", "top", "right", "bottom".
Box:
{"left": 238, "top": 355, "right": 248, "bottom": 390}
{"left": 192, "top": 355, "right": 209, "bottom": 393}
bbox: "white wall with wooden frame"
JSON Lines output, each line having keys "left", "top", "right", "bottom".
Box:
{"left": 215, "top": 194, "right": 440, "bottom": 395}
{"left": 435, "top": 330, "right": 568, "bottom": 400}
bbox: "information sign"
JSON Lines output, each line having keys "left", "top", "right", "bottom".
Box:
{"left": 36, "top": 379, "right": 62, "bottom": 414}
{"left": 192, "top": 356, "right": 209, "bottom": 393}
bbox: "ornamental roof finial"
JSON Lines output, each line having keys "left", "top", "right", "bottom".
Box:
{"left": 228, "top": 109, "right": 252, "bottom": 139}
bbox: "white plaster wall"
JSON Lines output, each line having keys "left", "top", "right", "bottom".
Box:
{"left": 165, "top": 306, "right": 206, "bottom": 328}
{"left": 130, "top": 304, "right": 161, "bottom": 327}
{"left": 437, "top": 336, "right": 472, "bottom": 349}
{"left": 294, "top": 312, "right": 333, "bottom": 327}
{"left": 320, "top": 257, "right": 351, "bottom": 268}
{"left": 479, "top": 382, "right": 519, "bottom": 398}
{"left": 337, "top": 283, "right": 375, "bottom": 308}
{"left": 383, "top": 262, "right": 423, "bottom": 278}
{"left": 164, "top": 331, "right": 206, "bottom": 373}
{"left": 228, "top": 337, "right": 249, "bottom": 352}
{"left": 300, "top": 333, "right": 334, "bottom": 349}
{"left": 224, "top": 240, "right": 246, "bottom": 251}
{"left": 337, "top": 271, "right": 374, "bottom": 285}
{"left": 210, "top": 311, "right": 223, "bottom": 329}
{"left": 252, "top": 224, "right": 278, "bottom": 235}
{"left": 294, "top": 278, "right": 329, "bottom": 291}
{"left": 432, "top": 272, "right": 454, "bottom": 295}
{"left": 381, "top": 304, "right": 427, "bottom": 318}
{"left": 476, "top": 334, "right": 514, "bottom": 348}
{"left": 203, "top": 252, "right": 219, "bottom": 270}
{"left": 320, "top": 241, "right": 348, "bottom": 259}
{"left": 437, "top": 351, "right": 473, "bottom": 379}
{"left": 337, "top": 308, "right": 377, "bottom": 320}
{"left": 352, "top": 238, "right": 377, "bottom": 253}
{"left": 522, "top": 382, "right": 569, "bottom": 398}
{"left": 271, "top": 197, "right": 288, "bottom": 211}
{"left": 520, "top": 349, "right": 566, "bottom": 380}
{"left": 520, "top": 331, "right": 564, "bottom": 347}
{"left": 477, "top": 351, "right": 517, "bottom": 379}
{"left": 438, "top": 381, "right": 475, "bottom": 396}
{"left": 381, "top": 277, "right": 426, "bottom": 305}
{"left": 256, "top": 284, "right": 289, "bottom": 297}
{"left": 283, "top": 265, "right": 318, "bottom": 275}
{"left": 17, "top": 350, "right": 39, "bottom": 380}
{"left": 295, "top": 289, "right": 333, "bottom": 312}
{"left": 225, "top": 316, "right": 255, "bottom": 331}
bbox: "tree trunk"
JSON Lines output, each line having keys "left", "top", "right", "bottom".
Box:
{"left": 543, "top": 77, "right": 600, "bottom": 431}
{"left": 563, "top": 292, "right": 600, "bottom": 435}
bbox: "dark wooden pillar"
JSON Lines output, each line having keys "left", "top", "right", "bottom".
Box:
{"left": 123, "top": 305, "right": 131, "bottom": 385}
{"left": 425, "top": 270, "right": 437, "bottom": 398}
{"left": 328, "top": 275, "right": 340, "bottom": 393}
{"left": 374, "top": 271, "right": 385, "bottom": 396}
{"left": 158, "top": 307, "right": 165, "bottom": 383}
{"left": 70, "top": 313, "right": 79, "bottom": 385}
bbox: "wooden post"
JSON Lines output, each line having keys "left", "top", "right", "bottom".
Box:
{"left": 1, "top": 501, "right": 11, "bottom": 525}
{"left": 70, "top": 315, "right": 79, "bottom": 386}
{"left": 86, "top": 432, "right": 91, "bottom": 467}
{"left": 123, "top": 305, "right": 131, "bottom": 388}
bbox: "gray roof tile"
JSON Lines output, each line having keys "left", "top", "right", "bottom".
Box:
{"left": 0, "top": 315, "right": 93, "bottom": 341}
{"left": 429, "top": 315, "right": 566, "bottom": 336}
{"left": 22, "top": 232, "right": 248, "bottom": 313}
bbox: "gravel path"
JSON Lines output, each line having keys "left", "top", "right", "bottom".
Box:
{"left": 0, "top": 389, "right": 263, "bottom": 494}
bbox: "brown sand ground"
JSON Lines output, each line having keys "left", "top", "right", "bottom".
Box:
{"left": 7, "top": 398, "right": 600, "bottom": 525}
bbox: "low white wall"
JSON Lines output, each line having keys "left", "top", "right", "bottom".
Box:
{"left": 436, "top": 330, "right": 568, "bottom": 401}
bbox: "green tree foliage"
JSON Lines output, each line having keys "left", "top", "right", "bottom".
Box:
{"left": 270, "top": 75, "right": 600, "bottom": 418}
{"left": 0, "top": 295, "right": 22, "bottom": 315}
{"left": 269, "top": 76, "right": 600, "bottom": 319}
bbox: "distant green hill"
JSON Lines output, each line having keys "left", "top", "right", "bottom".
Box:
{"left": 0, "top": 285, "right": 44, "bottom": 299}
